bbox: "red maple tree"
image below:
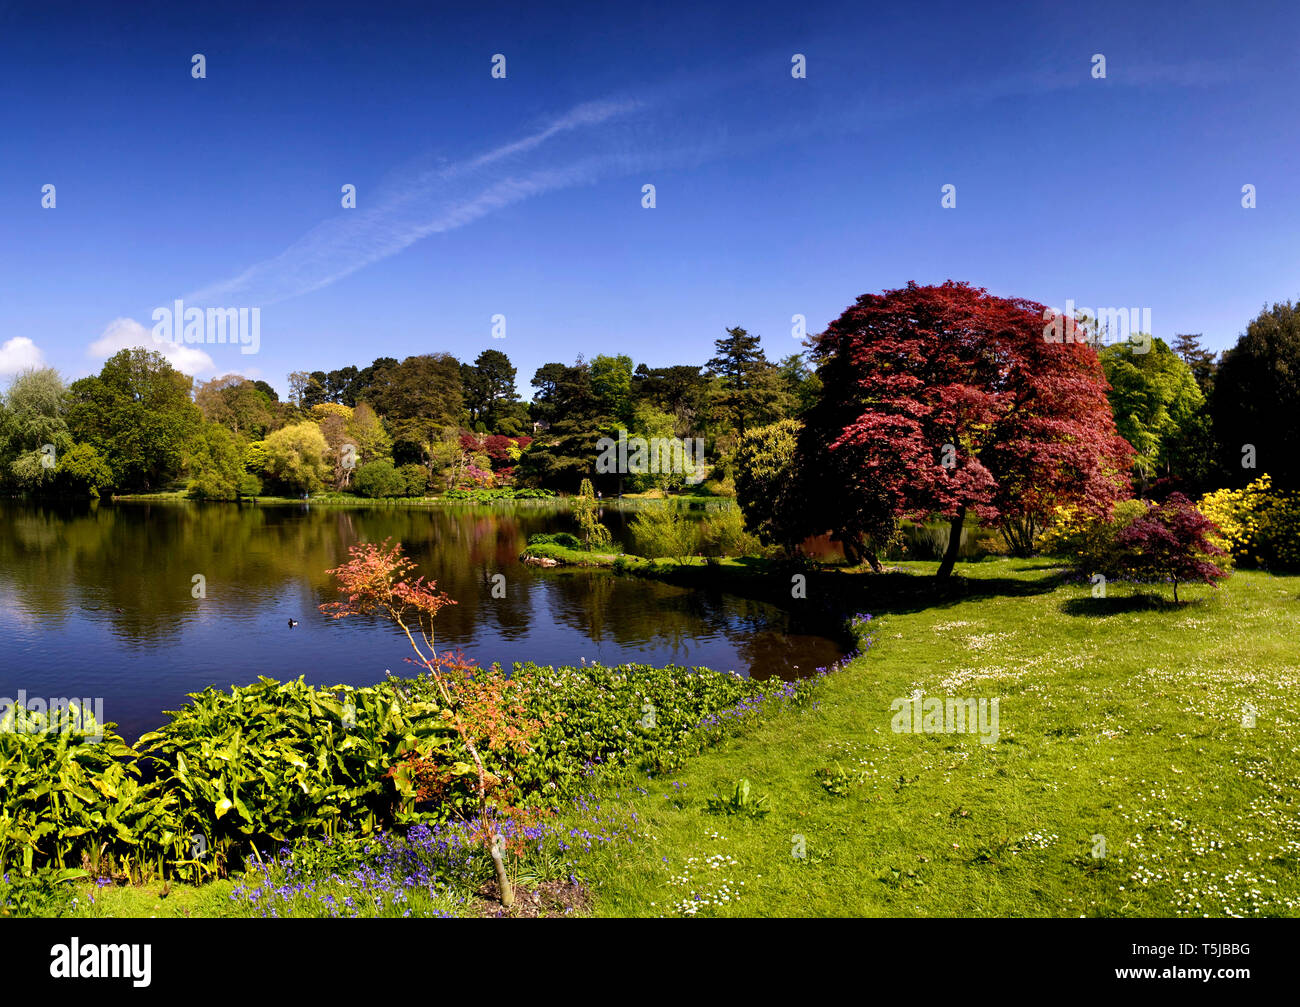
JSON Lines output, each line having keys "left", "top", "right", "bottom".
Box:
{"left": 1113, "top": 494, "right": 1228, "bottom": 602}
{"left": 803, "top": 281, "right": 1133, "bottom": 575}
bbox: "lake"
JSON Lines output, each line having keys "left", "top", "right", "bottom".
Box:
{"left": 0, "top": 499, "right": 848, "bottom": 742}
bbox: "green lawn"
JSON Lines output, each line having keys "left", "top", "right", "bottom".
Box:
{"left": 578, "top": 558, "right": 1300, "bottom": 917}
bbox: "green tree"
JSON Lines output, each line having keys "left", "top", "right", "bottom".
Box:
{"left": 1100, "top": 337, "right": 1208, "bottom": 489}
{"left": 1211, "top": 301, "right": 1300, "bottom": 489}
{"left": 262, "top": 421, "right": 331, "bottom": 495}
{"left": 354, "top": 459, "right": 408, "bottom": 498}
{"left": 195, "top": 374, "right": 273, "bottom": 440}
{"left": 630, "top": 501, "right": 699, "bottom": 565}
{"left": 56, "top": 442, "right": 113, "bottom": 497}
{"left": 519, "top": 359, "right": 610, "bottom": 490}
{"left": 186, "top": 423, "right": 248, "bottom": 500}
{"left": 461, "top": 349, "right": 520, "bottom": 429}
{"left": 734, "top": 418, "right": 806, "bottom": 554}
{"left": 1, "top": 368, "right": 72, "bottom": 494}
{"left": 705, "top": 327, "right": 778, "bottom": 437}
{"left": 67, "top": 348, "right": 202, "bottom": 491}
{"left": 572, "top": 478, "right": 612, "bottom": 549}
{"left": 632, "top": 363, "right": 710, "bottom": 435}
{"left": 371, "top": 354, "right": 464, "bottom": 464}
{"left": 1172, "top": 333, "right": 1218, "bottom": 399}
{"left": 590, "top": 354, "right": 635, "bottom": 425}
{"left": 776, "top": 353, "right": 820, "bottom": 417}
{"left": 626, "top": 402, "right": 681, "bottom": 493}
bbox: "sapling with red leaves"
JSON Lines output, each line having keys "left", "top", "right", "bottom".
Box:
{"left": 320, "top": 539, "right": 539, "bottom": 907}
{"left": 1113, "top": 494, "right": 1229, "bottom": 602}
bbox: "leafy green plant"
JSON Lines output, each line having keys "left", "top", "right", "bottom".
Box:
{"left": 706, "top": 778, "right": 770, "bottom": 818}
{"left": 631, "top": 501, "right": 699, "bottom": 564}
{"left": 139, "top": 676, "right": 458, "bottom": 874}
{"left": 0, "top": 703, "right": 181, "bottom": 881}
{"left": 815, "top": 764, "right": 852, "bottom": 797}
{"left": 572, "top": 479, "right": 612, "bottom": 550}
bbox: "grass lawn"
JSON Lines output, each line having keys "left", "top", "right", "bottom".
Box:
{"left": 578, "top": 558, "right": 1300, "bottom": 917}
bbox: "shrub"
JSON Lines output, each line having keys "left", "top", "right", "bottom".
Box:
{"left": 1050, "top": 496, "right": 1230, "bottom": 600}
{"left": 262, "top": 422, "right": 331, "bottom": 496}
{"left": 697, "top": 503, "right": 761, "bottom": 557}
{"left": 0, "top": 703, "right": 181, "bottom": 881}
{"left": 1198, "top": 474, "right": 1300, "bottom": 570}
{"left": 399, "top": 463, "right": 430, "bottom": 497}
{"left": 572, "top": 479, "right": 612, "bottom": 550}
{"left": 631, "top": 501, "right": 699, "bottom": 564}
{"left": 1039, "top": 499, "right": 1148, "bottom": 575}
{"left": 138, "top": 677, "right": 459, "bottom": 871}
{"left": 354, "top": 459, "right": 407, "bottom": 498}
{"left": 734, "top": 419, "right": 803, "bottom": 552}
{"left": 527, "top": 532, "right": 584, "bottom": 550}
{"left": 1112, "top": 494, "right": 1229, "bottom": 601}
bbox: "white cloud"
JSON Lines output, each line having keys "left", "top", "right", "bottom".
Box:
{"left": 0, "top": 336, "right": 47, "bottom": 375}
{"left": 88, "top": 317, "right": 214, "bottom": 376}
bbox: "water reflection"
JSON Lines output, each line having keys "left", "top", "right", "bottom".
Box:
{"left": 0, "top": 500, "right": 847, "bottom": 741}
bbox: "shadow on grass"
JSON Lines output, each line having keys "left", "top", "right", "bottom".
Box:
{"left": 637, "top": 556, "right": 1076, "bottom": 620}
{"left": 1059, "top": 592, "right": 1202, "bottom": 617}
{"left": 816, "top": 566, "right": 1074, "bottom": 618}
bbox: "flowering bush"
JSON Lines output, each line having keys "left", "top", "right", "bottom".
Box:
{"left": 1045, "top": 496, "right": 1230, "bottom": 599}
{"left": 1198, "top": 475, "right": 1300, "bottom": 570}
{"left": 1038, "top": 499, "right": 1148, "bottom": 575}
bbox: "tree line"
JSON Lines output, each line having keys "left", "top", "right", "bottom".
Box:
{"left": 1, "top": 283, "right": 1296, "bottom": 518}
{"left": 0, "top": 333, "right": 815, "bottom": 499}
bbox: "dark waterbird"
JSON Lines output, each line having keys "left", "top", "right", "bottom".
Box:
{"left": 287, "top": 618, "right": 299, "bottom": 628}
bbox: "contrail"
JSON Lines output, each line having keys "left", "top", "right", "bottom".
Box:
{"left": 184, "top": 98, "right": 648, "bottom": 306}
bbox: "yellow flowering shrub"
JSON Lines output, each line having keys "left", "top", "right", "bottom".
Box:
{"left": 1197, "top": 475, "right": 1300, "bottom": 570}
{"left": 1038, "top": 499, "right": 1147, "bottom": 570}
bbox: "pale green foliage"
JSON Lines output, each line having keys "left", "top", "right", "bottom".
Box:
{"left": 631, "top": 500, "right": 699, "bottom": 564}
{"left": 734, "top": 418, "right": 803, "bottom": 551}
{"left": 262, "top": 421, "right": 331, "bottom": 495}
{"left": 573, "top": 478, "right": 612, "bottom": 549}
{"left": 186, "top": 423, "right": 248, "bottom": 500}
{"left": 697, "top": 503, "right": 762, "bottom": 557}
{"left": 1, "top": 368, "right": 72, "bottom": 492}
{"left": 628, "top": 402, "right": 682, "bottom": 492}
{"left": 56, "top": 442, "right": 113, "bottom": 497}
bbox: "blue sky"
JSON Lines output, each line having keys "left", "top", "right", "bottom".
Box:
{"left": 1, "top": 0, "right": 1297, "bottom": 398}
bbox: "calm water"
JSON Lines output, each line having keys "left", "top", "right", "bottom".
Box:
{"left": 0, "top": 500, "right": 847, "bottom": 742}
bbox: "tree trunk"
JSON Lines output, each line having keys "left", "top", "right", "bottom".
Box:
{"left": 935, "top": 507, "right": 966, "bottom": 579}
{"left": 490, "top": 841, "right": 514, "bottom": 908}
{"left": 866, "top": 550, "right": 882, "bottom": 573}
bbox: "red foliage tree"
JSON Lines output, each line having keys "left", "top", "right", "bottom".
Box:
{"left": 320, "top": 539, "right": 540, "bottom": 906}
{"left": 802, "top": 281, "right": 1133, "bottom": 575}
{"left": 1113, "top": 494, "right": 1228, "bottom": 602}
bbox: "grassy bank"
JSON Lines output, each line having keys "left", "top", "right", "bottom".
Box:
{"left": 577, "top": 559, "right": 1300, "bottom": 916}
